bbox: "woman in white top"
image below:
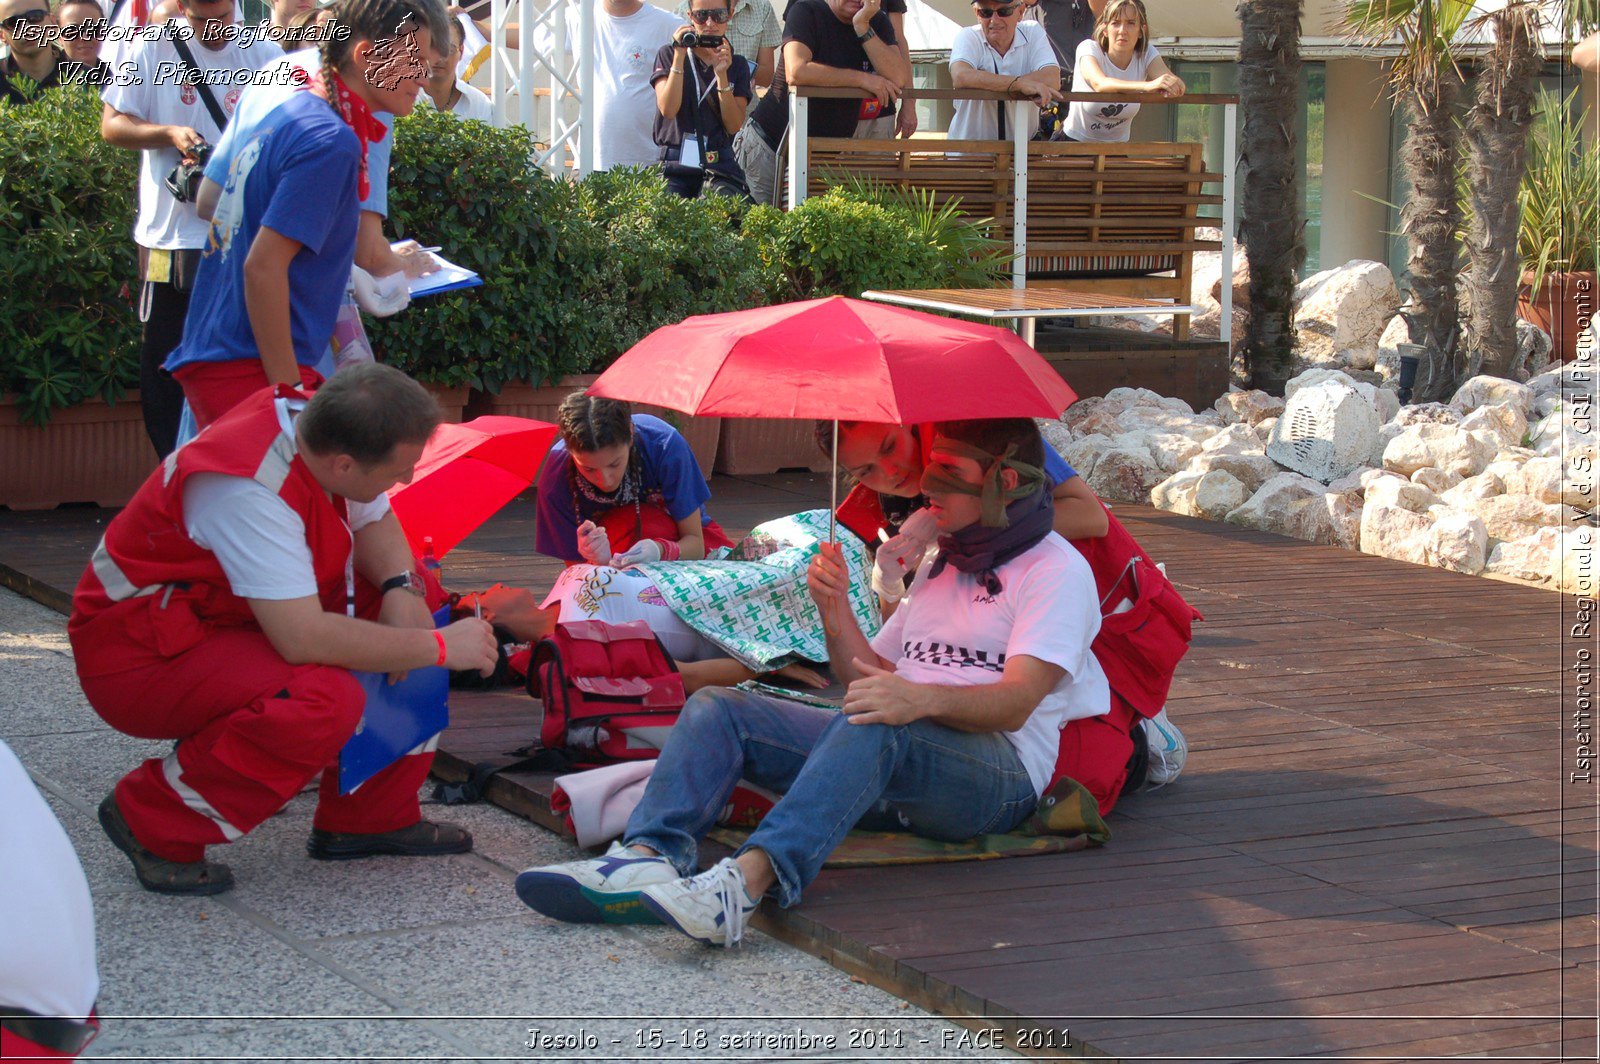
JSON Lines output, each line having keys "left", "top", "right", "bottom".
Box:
{"left": 1060, "top": 0, "right": 1183, "bottom": 143}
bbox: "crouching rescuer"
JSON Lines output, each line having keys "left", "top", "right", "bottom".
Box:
{"left": 68, "top": 365, "right": 498, "bottom": 896}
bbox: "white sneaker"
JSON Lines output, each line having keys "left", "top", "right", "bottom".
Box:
{"left": 639, "top": 857, "right": 761, "bottom": 948}
{"left": 514, "top": 841, "right": 678, "bottom": 924}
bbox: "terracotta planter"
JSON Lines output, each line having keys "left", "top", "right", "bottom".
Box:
{"left": 1517, "top": 270, "right": 1597, "bottom": 363}
{"left": 715, "top": 418, "right": 832, "bottom": 476}
{"left": 424, "top": 384, "right": 470, "bottom": 424}
{"left": 471, "top": 376, "right": 722, "bottom": 479}
{"left": 1, "top": 393, "right": 158, "bottom": 510}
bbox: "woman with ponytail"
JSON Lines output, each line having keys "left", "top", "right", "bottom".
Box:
{"left": 165, "top": 0, "right": 437, "bottom": 429}
{"left": 535, "top": 393, "right": 734, "bottom": 567}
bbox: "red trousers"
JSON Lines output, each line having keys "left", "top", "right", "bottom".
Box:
{"left": 175, "top": 361, "right": 323, "bottom": 432}
{"left": 1054, "top": 693, "right": 1141, "bottom": 817}
{"left": 74, "top": 614, "right": 432, "bottom": 863}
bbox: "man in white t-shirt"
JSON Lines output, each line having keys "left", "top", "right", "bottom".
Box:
{"left": 516, "top": 417, "right": 1113, "bottom": 947}
{"left": 419, "top": 14, "right": 492, "bottom": 121}
{"left": 947, "top": 0, "right": 1060, "bottom": 142}
{"left": 68, "top": 365, "right": 499, "bottom": 897}
{"left": 594, "top": 0, "right": 679, "bottom": 169}
{"left": 100, "top": 0, "right": 282, "bottom": 460}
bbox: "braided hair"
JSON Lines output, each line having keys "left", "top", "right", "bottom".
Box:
{"left": 316, "top": 0, "right": 447, "bottom": 115}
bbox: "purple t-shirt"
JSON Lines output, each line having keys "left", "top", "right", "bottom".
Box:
{"left": 166, "top": 91, "right": 359, "bottom": 373}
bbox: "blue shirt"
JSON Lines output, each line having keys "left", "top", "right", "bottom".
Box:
{"left": 167, "top": 91, "right": 359, "bottom": 373}
{"left": 536, "top": 414, "right": 713, "bottom": 561}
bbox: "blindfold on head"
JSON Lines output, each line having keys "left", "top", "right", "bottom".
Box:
{"left": 921, "top": 436, "right": 1047, "bottom": 527}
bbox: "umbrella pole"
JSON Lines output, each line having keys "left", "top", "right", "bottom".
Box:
{"left": 824, "top": 419, "right": 841, "bottom": 638}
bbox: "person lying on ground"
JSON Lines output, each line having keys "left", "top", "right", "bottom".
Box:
{"left": 514, "top": 417, "right": 1121, "bottom": 947}
{"left": 536, "top": 393, "right": 734, "bottom": 568}
{"left": 68, "top": 365, "right": 498, "bottom": 898}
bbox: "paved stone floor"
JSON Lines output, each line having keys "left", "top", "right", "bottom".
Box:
{"left": 0, "top": 588, "right": 1011, "bottom": 1063}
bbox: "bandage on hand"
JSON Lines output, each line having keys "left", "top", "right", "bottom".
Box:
{"left": 612, "top": 538, "right": 677, "bottom": 568}
{"left": 576, "top": 520, "right": 613, "bottom": 566}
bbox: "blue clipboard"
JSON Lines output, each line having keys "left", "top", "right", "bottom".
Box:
{"left": 338, "top": 667, "right": 450, "bottom": 794}
{"left": 338, "top": 603, "right": 455, "bottom": 794}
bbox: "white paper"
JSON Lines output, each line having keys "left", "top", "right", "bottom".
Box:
{"left": 679, "top": 137, "right": 701, "bottom": 170}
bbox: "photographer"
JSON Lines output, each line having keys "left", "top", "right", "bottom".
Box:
{"left": 650, "top": 0, "right": 751, "bottom": 200}
{"left": 100, "top": 0, "right": 281, "bottom": 458}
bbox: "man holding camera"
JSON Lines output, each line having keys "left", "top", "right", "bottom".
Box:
{"left": 650, "top": 0, "right": 752, "bottom": 199}
{"left": 100, "top": 0, "right": 281, "bottom": 459}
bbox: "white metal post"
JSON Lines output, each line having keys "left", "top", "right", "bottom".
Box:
{"left": 517, "top": 0, "right": 535, "bottom": 131}
{"left": 489, "top": 0, "right": 508, "bottom": 125}
{"left": 577, "top": 0, "right": 595, "bottom": 176}
{"left": 1011, "top": 98, "right": 1028, "bottom": 291}
{"left": 1220, "top": 101, "right": 1237, "bottom": 348}
{"left": 787, "top": 93, "right": 809, "bottom": 209}
{"left": 545, "top": 0, "right": 564, "bottom": 146}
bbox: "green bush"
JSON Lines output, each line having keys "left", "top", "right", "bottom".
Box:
{"left": 0, "top": 85, "right": 140, "bottom": 424}
{"left": 743, "top": 180, "right": 1008, "bottom": 302}
{"left": 561, "top": 167, "right": 769, "bottom": 371}
{"left": 367, "top": 107, "right": 584, "bottom": 391}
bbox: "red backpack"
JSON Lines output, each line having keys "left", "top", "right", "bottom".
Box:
{"left": 527, "top": 620, "right": 687, "bottom": 767}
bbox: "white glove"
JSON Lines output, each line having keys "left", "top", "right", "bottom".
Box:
{"left": 576, "top": 521, "right": 613, "bottom": 566}
{"left": 611, "top": 538, "right": 664, "bottom": 568}
{"left": 875, "top": 509, "right": 937, "bottom": 581}
{"left": 349, "top": 264, "right": 411, "bottom": 318}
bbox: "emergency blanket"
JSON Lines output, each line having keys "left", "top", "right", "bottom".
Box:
{"left": 633, "top": 509, "right": 879, "bottom": 672}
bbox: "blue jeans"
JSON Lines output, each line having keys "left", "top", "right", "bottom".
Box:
{"left": 624, "top": 689, "right": 1038, "bottom": 907}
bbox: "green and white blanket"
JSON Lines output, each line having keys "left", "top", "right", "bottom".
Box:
{"left": 635, "top": 509, "right": 879, "bottom": 672}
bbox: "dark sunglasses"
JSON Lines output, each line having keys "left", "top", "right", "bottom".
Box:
{"left": 1, "top": 8, "right": 50, "bottom": 30}
{"left": 688, "top": 8, "right": 731, "bottom": 23}
{"left": 974, "top": 2, "right": 1020, "bottom": 16}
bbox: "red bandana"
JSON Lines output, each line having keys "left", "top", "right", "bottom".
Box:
{"left": 305, "top": 68, "right": 389, "bottom": 202}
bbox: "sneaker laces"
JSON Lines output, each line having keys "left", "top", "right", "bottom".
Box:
{"left": 689, "top": 858, "right": 754, "bottom": 947}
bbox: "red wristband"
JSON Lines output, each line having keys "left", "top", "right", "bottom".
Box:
{"left": 433, "top": 630, "right": 447, "bottom": 668}
{"left": 655, "top": 538, "right": 682, "bottom": 561}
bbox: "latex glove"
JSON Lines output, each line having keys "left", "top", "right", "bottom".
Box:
{"left": 876, "top": 509, "right": 937, "bottom": 578}
{"left": 611, "top": 538, "right": 664, "bottom": 568}
{"left": 576, "top": 520, "right": 613, "bottom": 566}
{"left": 349, "top": 264, "right": 411, "bottom": 318}
{"left": 870, "top": 546, "right": 926, "bottom": 603}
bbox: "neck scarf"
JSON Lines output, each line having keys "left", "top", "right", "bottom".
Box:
{"left": 569, "top": 437, "right": 644, "bottom": 537}
{"left": 310, "top": 69, "right": 387, "bottom": 201}
{"left": 927, "top": 488, "right": 1054, "bottom": 596}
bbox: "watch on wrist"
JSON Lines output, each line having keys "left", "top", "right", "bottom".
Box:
{"left": 855, "top": 25, "right": 876, "bottom": 42}
{"left": 380, "top": 570, "right": 426, "bottom": 597}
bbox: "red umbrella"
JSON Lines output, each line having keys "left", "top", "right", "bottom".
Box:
{"left": 388, "top": 416, "right": 559, "bottom": 558}
{"left": 586, "top": 296, "right": 1077, "bottom": 422}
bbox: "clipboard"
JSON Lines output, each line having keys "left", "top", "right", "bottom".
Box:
{"left": 338, "top": 667, "right": 451, "bottom": 794}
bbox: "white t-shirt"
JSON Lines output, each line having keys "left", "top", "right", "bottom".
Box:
{"left": 181, "top": 399, "right": 391, "bottom": 601}
{"left": 542, "top": 564, "right": 723, "bottom": 664}
{"left": 102, "top": 23, "right": 283, "bottom": 250}
{"left": 0, "top": 741, "right": 98, "bottom": 1018}
{"left": 594, "top": 2, "right": 681, "bottom": 169}
{"left": 1062, "top": 38, "right": 1158, "bottom": 142}
{"left": 419, "top": 79, "right": 495, "bottom": 123}
{"left": 947, "top": 22, "right": 1058, "bottom": 142}
{"left": 869, "top": 533, "right": 1109, "bottom": 797}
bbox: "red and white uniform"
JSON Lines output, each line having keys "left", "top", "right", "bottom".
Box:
{"left": 68, "top": 387, "right": 434, "bottom": 862}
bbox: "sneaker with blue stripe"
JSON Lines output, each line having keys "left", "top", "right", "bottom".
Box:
{"left": 515, "top": 841, "right": 678, "bottom": 924}
{"left": 639, "top": 857, "right": 761, "bottom": 948}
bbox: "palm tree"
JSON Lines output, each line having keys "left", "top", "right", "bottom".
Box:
{"left": 1346, "top": 0, "right": 1472, "bottom": 401}
{"left": 1460, "top": 1, "right": 1545, "bottom": 379}
{"left": 1236, "top": 0, "right": 1306, "bottom": 395}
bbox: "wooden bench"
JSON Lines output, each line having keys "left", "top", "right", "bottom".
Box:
{"left": 802, "top": 134, "right": 1222, "bottom": 340}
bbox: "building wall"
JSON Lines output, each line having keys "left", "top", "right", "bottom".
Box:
{"left": 1319, "top": 58, "right": 1391, "bottom": 268}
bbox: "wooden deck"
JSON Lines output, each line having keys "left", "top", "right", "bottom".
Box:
{"left": 4, "top": 475, "right": 1593, "bottom": 1062}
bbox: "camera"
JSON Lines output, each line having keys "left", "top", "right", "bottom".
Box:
{"left": 164, "top": 139, "right": 214, "bottom": 204}
{"left": 675, "top": 30, "right": 725, "bottom": 48}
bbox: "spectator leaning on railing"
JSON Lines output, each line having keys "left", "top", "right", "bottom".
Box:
{"left": 100, "top": 0, "right": 283, "bottom": 458}
{"left": 1059, "top": 0, "right": 1180, "bottom": 143}
{"left": 947, "top": 0, "right": 1060, "bottom": 143}
{"left": 734, "top": 0, "right": 908, "bottom": 207}
{"left": 0, "top": 0, "right": 70, "bottom": 102}
{"left": 678, "top": 0, "right": 775, "bottom": 89}
{"left": 652, "top": 0, "right": 752, "bottom": 199}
